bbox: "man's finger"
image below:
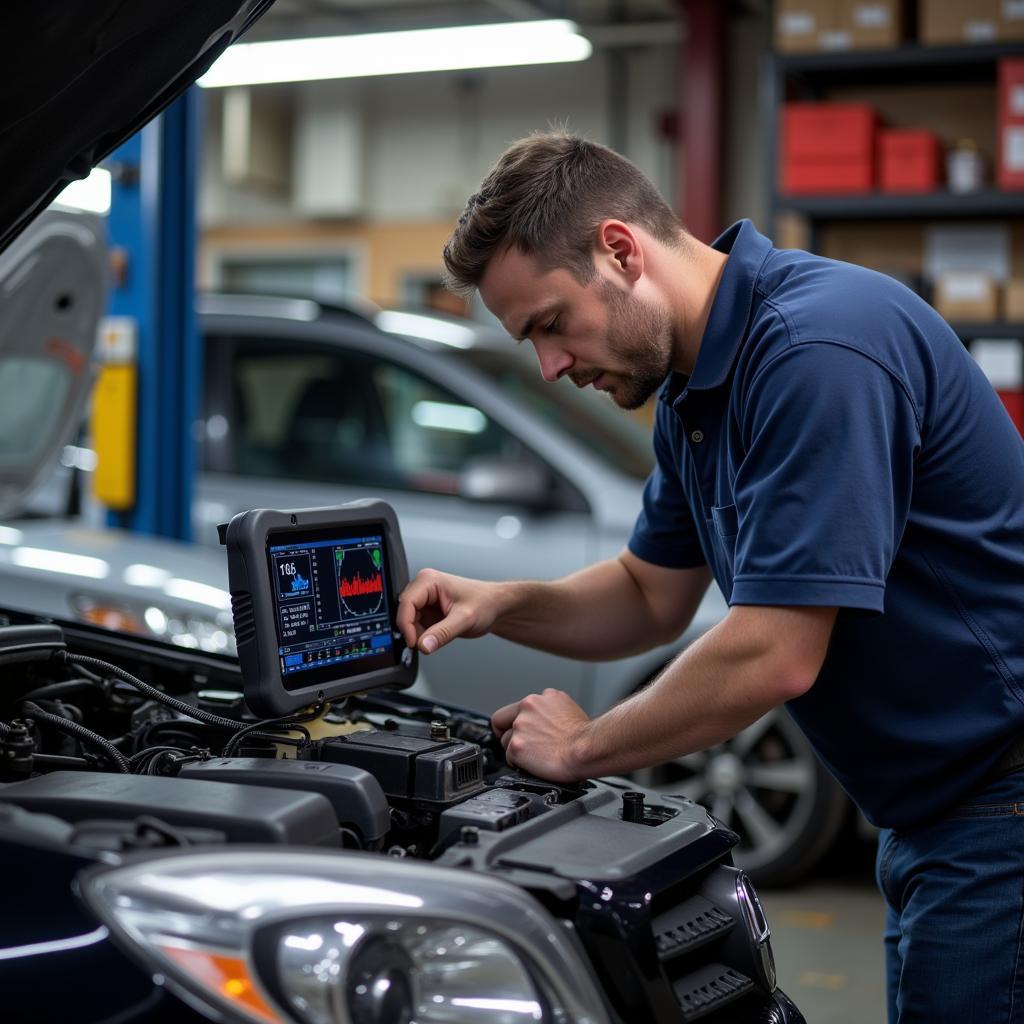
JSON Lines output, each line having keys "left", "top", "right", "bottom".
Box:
{"left": 418, "top": 605, "right": 474, "bottom": 655}
{"left": 396, "top": 578, "right": 436, "bottom": 648}
{"left": 491, "top": 700, "right": 521, "bottom": 737}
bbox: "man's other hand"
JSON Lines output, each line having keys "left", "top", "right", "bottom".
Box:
{"left": 396, "top": 568, "right": 505, "bottom": 654}
{"left": 491, "top": 688, "right": 591, "bottom": 783}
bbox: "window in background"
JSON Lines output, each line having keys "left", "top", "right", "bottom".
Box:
{"left": 219, "top": 254, "right": 356, "bottom": 303}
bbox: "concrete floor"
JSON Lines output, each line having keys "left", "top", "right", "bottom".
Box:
{"left": 761, "top": 857, "right": 888, "bottom": 1023}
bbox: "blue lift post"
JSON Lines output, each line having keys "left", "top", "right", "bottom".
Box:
{"left": 105, "top": 88, "right": 202, "bottom": 542}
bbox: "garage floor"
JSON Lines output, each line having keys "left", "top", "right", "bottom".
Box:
{"left": 761, "top": 853, "right": 887, "bottom": 1023}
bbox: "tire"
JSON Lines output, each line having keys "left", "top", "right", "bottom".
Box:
{"left": 631, "top": 707, "right": 848, "bottom": 887}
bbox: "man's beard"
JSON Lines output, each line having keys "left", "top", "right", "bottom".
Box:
{"left": 575, "top": 283, "right": 673, "bottom": 410}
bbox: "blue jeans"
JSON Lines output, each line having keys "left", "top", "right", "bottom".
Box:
{"left": 876, "top": 769, "right": 1024, "bottom": 1023}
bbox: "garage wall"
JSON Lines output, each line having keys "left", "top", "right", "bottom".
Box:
{"left": 198, "top": 15, "right": 772, "bottom": 297}
{"left": 200, "top": 46, "right": 679, "bottom": 229}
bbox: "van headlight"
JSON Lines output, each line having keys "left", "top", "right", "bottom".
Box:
{"left": 80, "top": 851, "right": 609, "bottom": 1024}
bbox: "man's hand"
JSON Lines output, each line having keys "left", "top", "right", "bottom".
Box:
{"left": 397, "top": 569, "right": 506, "bottom": 654}
{"left": 491, "top": 688, "right": 591, "bottom": 782}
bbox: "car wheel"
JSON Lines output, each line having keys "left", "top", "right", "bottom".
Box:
{"left": 632, "top": 708, "right": 847, "bottom": 886}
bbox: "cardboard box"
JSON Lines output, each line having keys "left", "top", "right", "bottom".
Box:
{"left": 1005, "top": 279, "right": 1024, "bottom": 320}
{"left": 775, "top": 0, "right": 836, "bottom": 53}
{"left": 1001, "top": 0, "right": 1024, "bottom": 41}
{"left": 972, "top": 338, "right": 1024, "bottom": 435}
{"left": 933, "top": 271, "right": 999, "bottom": 322}
{"left": 879, "top": 129, "right": 943, "bottom": 192}
{"left": 775, "top": 212, "right": 812, "bottom": 251}
{"left": 775, "top": 0, "right": 903, "bottom": 52}
{"left": 843, "top": 0, "right": 903, "bottom": 48}
{"left": 919, "top": 0, "right": 1000, "bottom": 45}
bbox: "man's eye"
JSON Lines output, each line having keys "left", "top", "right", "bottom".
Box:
{"left": 546, "top": 316, "right": 561, "bottom": 334}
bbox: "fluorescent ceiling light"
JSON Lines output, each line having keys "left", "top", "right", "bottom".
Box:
{"left": 53, "top": 167, "right": 111, "bottom": 214}
{"left": 198, "top": 20, "right": 592, "bottom": 88}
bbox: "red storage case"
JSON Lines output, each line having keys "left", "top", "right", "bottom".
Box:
{"left": 998, "top": 391, "right": 1024, "bottom": 436}
{"left": 781, "top": 103, "right": 878, "bottom": 195}
{"left": 783, "top": 161, "right": 874, "bottom": 193}
{"left": 878, "top": 129, "right": 943, "bottom": 192}
{"left": 783, "top": 103, "right": 877, "bottom": 161}
{"left": 998, "top": 58, "right": 1024, "bottom": 190}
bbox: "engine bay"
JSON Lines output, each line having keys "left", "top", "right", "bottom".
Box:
{"left": 0, "top": 502, "right": 718, "bottom": 869}
{"left": 0, "top": 503, "right": 792, "bottom": 1023}
{"left": 0, "top": 621, "right": 600, "bottom": 858}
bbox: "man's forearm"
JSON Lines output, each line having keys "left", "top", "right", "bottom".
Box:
{"left": 567, "top": 606, "right": 834, "bottom": 777}
{"left": 492, "top": 558, "right": 683, "bottom": 661}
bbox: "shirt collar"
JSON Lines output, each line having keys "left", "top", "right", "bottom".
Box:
{"left": 659, "top": 219, "right": 773, "bottom": 404}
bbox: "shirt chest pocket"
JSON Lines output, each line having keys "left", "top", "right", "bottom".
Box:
{"left": 707, "top": 503, "right": 739, "bottom": 592}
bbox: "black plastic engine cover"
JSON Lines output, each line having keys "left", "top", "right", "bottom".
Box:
{"left": 180, "top": 757, "right": 389, "bottom": 843}
{"left": 0, "top": 771, "right": 340, "bottom": 846}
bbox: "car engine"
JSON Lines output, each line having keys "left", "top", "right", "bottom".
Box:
{"left": 0, "top": 499, "right": 804, "bottom": 1024}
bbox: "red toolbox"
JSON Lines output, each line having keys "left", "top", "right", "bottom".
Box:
{"left": 782, "top": 102, "right": 878, "bottom": 194}
{"left": 878, "top": 129, "right": 943, "bottom": 192}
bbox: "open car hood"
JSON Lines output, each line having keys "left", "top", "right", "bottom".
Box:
{"left": 0, "top": 210, "right": 106, "bottom": 517}
{"left": 0, "top": 1, "right": 274, "bottom": 255}
{"left": 0, "top": 0, "right": 276, "bottom": 515}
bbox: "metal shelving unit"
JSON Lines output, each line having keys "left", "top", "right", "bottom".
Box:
{"left": 761, "top": 39, "right": 1024, "bottom": 229}
{"left": 777, "top": 42, "right": 1016, "bottom": 84}
{"left": 777, "top": 190, "right": 1024, "bottom": 221}
{"left": 759, "top": 30, "right": 1024, "bottom": 343}
{"left": 951, "top": 322, "right": 1024, "bottom": 341}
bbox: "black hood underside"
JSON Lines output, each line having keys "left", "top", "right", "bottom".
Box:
{"left": 0, "top": 0, "right": 274, "bottom": 255}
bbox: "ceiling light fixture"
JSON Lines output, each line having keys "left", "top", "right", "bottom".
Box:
{"left": 197, "top": 20, "right": 592, "bottom": 88}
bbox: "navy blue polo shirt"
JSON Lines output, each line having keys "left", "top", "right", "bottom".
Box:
{"left": 629, "top": 219, "right": 1024, "bottom": 830}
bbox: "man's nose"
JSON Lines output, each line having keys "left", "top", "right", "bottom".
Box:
{"left": 534, "top": 341, "right": 573, "bottom": 382}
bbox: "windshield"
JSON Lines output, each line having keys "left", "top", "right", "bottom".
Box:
{"left": 456, "top": 348, "right": 655, "bottom": 481}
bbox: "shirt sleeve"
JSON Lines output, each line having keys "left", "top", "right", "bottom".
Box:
{"left": 628, "top": 401, "right": 707, "bottom": 569}
{"left": 729, "top": 341, "right": 920, "bottom": 613}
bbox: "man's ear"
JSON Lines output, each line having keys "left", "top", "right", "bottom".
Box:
{"left": 596, "top": 220, "right": 643, "bottom": 284}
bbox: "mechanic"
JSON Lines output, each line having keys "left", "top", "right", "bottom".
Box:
{"left": 395, "top": 131, "right": 1024, "bottom": 1023}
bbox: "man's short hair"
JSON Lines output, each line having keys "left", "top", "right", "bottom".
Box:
{"left": 442, "top": 131, "right": 685, "bottom": 297}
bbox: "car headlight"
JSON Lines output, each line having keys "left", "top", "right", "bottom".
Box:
{"left": 270, "top": 917, "right": 550, "bottom": 1024}
{"left": 69, "top": 593, "right": 237, "bottom": 655}
{"left": 699, "top": 866, "right": 776, "bottom": 993}
{"left": 80, "top": 850, "right": 610, "bottom": 1024}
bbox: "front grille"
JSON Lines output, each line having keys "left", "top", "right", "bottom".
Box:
{"left": 674, "top": 964, "right": 754, "bottom": 1021}
{"left": 654, "top": 894, "right": 734, "bottom": 961}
